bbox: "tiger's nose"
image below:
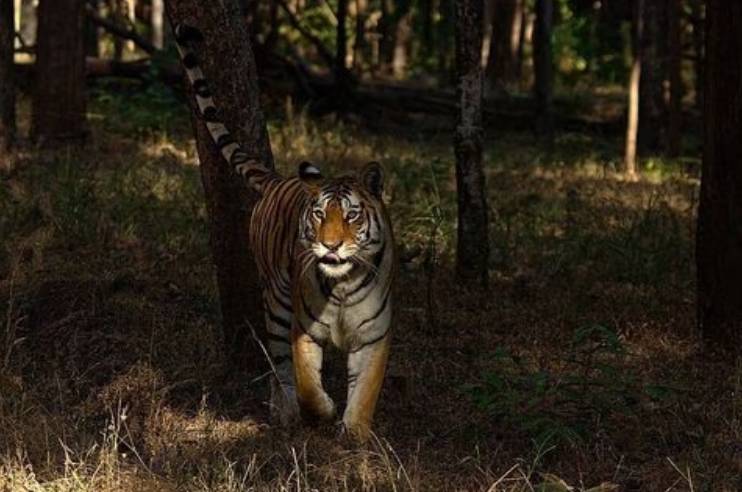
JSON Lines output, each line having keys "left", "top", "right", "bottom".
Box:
{"left": 321, "top": 239, "right": 342, "bottom": 251}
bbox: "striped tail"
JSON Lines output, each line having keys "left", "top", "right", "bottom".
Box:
{"left": 172, "top": 23, "right": 274, "bottom": 193}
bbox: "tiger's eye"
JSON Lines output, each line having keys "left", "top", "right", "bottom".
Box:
{"left": 312, "top": 209, "right": 325, "bottom": 221}
{"left": 346, "top": 211, "right": 359, "bottom": 221}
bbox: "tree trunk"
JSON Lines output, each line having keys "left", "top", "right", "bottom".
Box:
{"left": 485, "top": 0, "right": 522, "bottom": 94}
{"left": 165, "top": 0, "right": 274, "bottom": 371}
{"left": 0, "top": 0, "right": 15, "bottom": 154}
{"left": 690, "top": 0, "right": 704, "bottom": 113}
{"left": 533, "top": 0, "right": 554, "bottom": 145}
{"left": 336, "top": 0, "right": 348, "bottom": 72}
{"left": 84, "top": 0, "right": 100, "bottom": 57}
{"left": 391, "top": 0, "right": 412, "bottom": 78}
{"left": 151, "top": 0, "right": 164, "bottom": 49}
{"left": 18, "top": 0, "right": 35, "bottom": 46}
{"left": 696, "top": 0, "right": 742, "bottom": 352}
{"left": 624, "top": 0, "right": 642, "bottom": 179}
{"left": 437, "top": 0, "right": 455, "bottom": 86}
{"left": 32, "top": 0, "right": 87, "bottom": 146}
{"left": 125, "top": 0, "right": 136, "bottom": 52}
{"left": 666, "top": 0, "right": 682, "bottom": 158}
{"left": 454, "top": 0, "right": 489, "bottom": 287}
{"left": 638, "top": 0, "right": 666, "bottom": 152}
{"left": 352, "top": 0, "right": 368, "bottom": 71}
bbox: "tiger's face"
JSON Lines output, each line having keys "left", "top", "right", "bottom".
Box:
{"left": 298, "top": 162, "right": 387, "bottom": 279}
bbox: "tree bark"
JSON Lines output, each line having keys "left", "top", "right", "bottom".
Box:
{"left": 666, "top": 0, "right": 682, "bottom": 158}
{"left": 165, "top": 0, "right": 274, "bottom": 371}
{"left": 0, "top": 0, "right": 15, "bottom": 154}
{"left": 533, "top": 0, "right": 554, "bottom": 145}
{"left": 624, "top": 0, "right": 642, "bottom": 179}
{"left": 454, "top": 0, "right": 489, "bottom": 287}
{"left": 696, "top": 0, "right": 742, "bottom": 352}
{"left": 32, "top": 0, "right": 87, "bottom": 146}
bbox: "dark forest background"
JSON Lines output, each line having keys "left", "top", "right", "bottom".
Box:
{"left": 1, "top": 0, "right": 741, "bottom": 490}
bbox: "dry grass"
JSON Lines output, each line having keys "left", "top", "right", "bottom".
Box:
{"left": 0, "top": 89, "right": 740, "bottom": 491}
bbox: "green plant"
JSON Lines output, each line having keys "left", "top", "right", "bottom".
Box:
{"left": 468, "top": 325, "right": 676, "bottom": 449}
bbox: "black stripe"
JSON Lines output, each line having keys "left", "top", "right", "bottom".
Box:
{"left": 231, "top": 152, "right": 250, "bottom": 164}
{"left": 346, "top": 270, "right": 376, "bottom": 298}
{"left": 193, "top": 79, "right": 211, "bottom": 97}
{"left": 202, "top": 106, "right": 218, "bottom": 122}
{"left": 296, "top": 319, "right": 324, "bottom": 346}
{"left": 174, "top": 24, "right": 203, "bottom": 43}
{"left": 267, "top": 332, "right": 290, "bottom": 344}
{"left": 242, "top": 167, "right": 266, "bottom": 183}
{"left": 302, "top": 297, "right": 329, "bottom": 327}
{"left": 182, "top": 53, "right": 198, "bottom": 69}
{"left": 216, "top": 133, "right": 235, "bottom": 149}
{"left": 273, "top": 354, "right": 292, "bottom": 365}
{"left": 349, "top": 329, "right": 389, "bottom": 354}
{"left": 356, "top": 289, "right": 390, "bottom": 330}
{"left": 267, "top": 310, "right": 291, "bottom": 330}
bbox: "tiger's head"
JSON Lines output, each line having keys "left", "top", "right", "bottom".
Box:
{"left": 298, "top": 161, "right": 390, "bottom": 279}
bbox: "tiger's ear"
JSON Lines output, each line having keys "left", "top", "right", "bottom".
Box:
{"left": 298, "top": 161, "right": 322, "bottom": 188}
{"left": 360, "top": 161, "right": 384, "bottom": 199}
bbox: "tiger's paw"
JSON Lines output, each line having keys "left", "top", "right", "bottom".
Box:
{"left": 340, "top": 414, "right": 372, "bottom": 443}
{"left": 305, "top": 394, "right": 337, "bottom": 422}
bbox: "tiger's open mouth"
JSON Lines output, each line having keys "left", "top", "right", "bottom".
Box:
{"left": 319, "top": 253, "right": 345, "bottom": 265}
{"left": 317, "top": 254, "right": 354, "bottom": 278}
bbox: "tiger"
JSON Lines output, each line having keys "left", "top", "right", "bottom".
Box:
{"left": 173, "top": 24, "right": 395, "bottom": 441}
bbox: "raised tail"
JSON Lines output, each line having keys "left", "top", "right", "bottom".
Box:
{"left": 172, "top": 23, "right": 274, "bottom": 193}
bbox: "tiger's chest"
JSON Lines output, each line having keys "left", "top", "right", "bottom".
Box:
{"left": 296, "top": 271, "right": 392, "bottom": 352}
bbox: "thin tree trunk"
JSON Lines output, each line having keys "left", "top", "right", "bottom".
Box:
{"left": 690, "top": 0, "right": 704, "bottom": 113}
{"left": 352, "top": 0, "right": 367, "bottom": 71}
{"left": 638, "top": 0, "right": 666, "bottom": 152}
{"left": 391, "top": 0, "right": 412, "bottom": 78}
{"left": 32, "top": 0, "right": 87, "bottom": 146}
{"left": 420, "top": 0, "right": 433, "bottom": 59}
{"left": 696, "top": 0, "right": 742, "bottom": 351}
{"left": 151, "top": 0, "right": 164, "bottom": 49}
{"left": 454, "top": 0, "right": 489, "bottom": 287}
{"left": 666, "top": 0, "right": 682, "bottom": 158}
{"left": 84, "top": 0, "right": 100, "bottom": 57}
{"left": 125, "top": 0, "right": 135, "bottom": 52}
{"left": 0, "top": 0, "right": 15, "bottom": 154}
{"left": 485, "top": 0, "right": 522, "bottom": 94}
{"left": 514, "top": 0, "right": 526, "bottom": 83}
{"left": 437, "top": 0, "right": 454, "bottom": 86}
{"left": 533, "top": 0, "right": 553, "bottom": 145}
{"left": 624, "top": 0, "right": 643, "bottom": 179}
{"left": 19, "top": 0, "right": 35, "bottom": 46}
{"left": 336, "top": 0, "right": 349, "bottom": 72}
{"left": 165, "top": 0, "right": 273, "bottom": 371}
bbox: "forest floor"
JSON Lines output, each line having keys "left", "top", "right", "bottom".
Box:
{"left": 1, "top": 83, "right": 740, "bottom": 491}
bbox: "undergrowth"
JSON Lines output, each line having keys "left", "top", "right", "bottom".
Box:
{"left": 1, "top": 86, "right": 739, "bottom": 491}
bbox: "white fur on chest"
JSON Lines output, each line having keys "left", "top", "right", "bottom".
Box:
{"left": 300, "top": 266, "right": 392, "bottom": 352}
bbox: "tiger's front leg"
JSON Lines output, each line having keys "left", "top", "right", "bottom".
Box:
{"left": 343, "top": 332, "right": 391, "bottom": 442}
{"left": 292, "top": 328, "right": 336, "bottom": 422}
